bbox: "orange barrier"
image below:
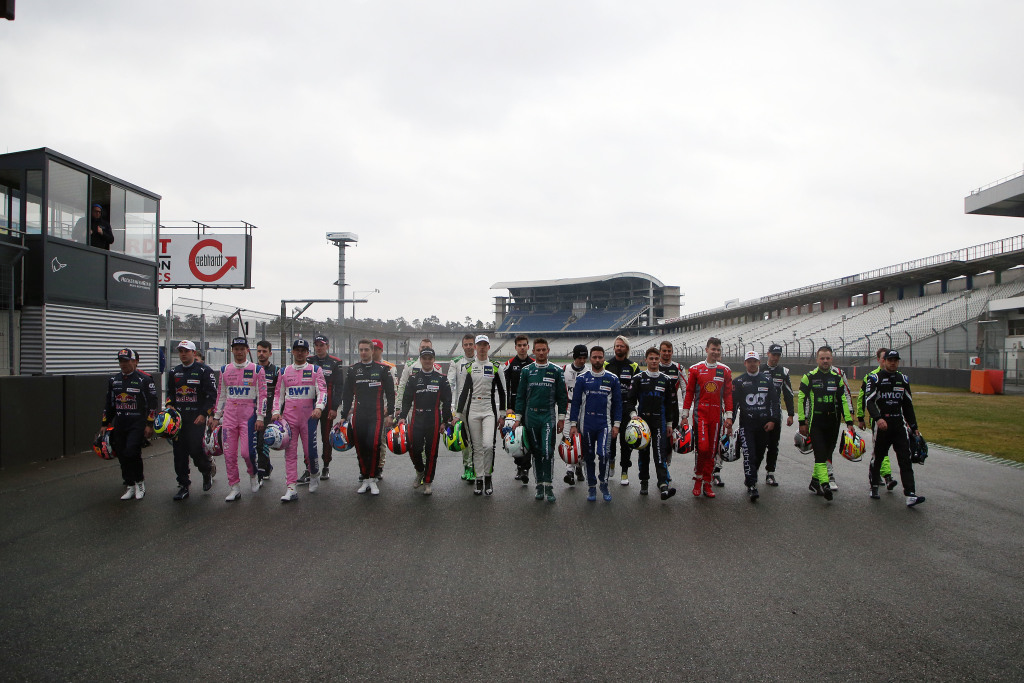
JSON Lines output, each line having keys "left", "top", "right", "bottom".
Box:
{"left": 970, "top": 369, "right": 1004, "bottom": 395}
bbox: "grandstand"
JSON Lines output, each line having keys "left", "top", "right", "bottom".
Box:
{"left": 491, "top": 273, "right": 681, "bottom": 338}
{"left": 484, "top": 235, "right": 1024, "bottom": 372}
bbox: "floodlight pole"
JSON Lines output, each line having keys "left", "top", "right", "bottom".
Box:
{"left": 327, "top": 233, "right": 359, "bottom": 325}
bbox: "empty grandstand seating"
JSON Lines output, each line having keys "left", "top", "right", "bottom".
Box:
{"left": 496, "top": 305, "right": 647, "bottom": 335}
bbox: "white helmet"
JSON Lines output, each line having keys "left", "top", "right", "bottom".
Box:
{"left": 624, "top": 417, "right": 651, "bottom": 450}
{"left": 503, "top": 425, "right": 526, "bottom": 458}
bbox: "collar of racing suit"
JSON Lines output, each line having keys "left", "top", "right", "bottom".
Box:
{"left": 232, "top": 361, "right": 249, "bottom": 369}
{"left": 705, "top": 361, "right": 718, "bottom": 368}
{"left": 291, "top": 362, "right": 309, "bottom": 370}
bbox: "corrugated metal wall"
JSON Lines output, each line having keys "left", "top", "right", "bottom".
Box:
{"left": 21, "top": 304, "right": 159, "bottom": 375}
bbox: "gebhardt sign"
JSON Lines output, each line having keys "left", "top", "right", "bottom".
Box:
{"left": 158, "top": 234, "right": 251, "bottom": 288}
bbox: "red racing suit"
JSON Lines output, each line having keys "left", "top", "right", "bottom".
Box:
{"left": 683, "top": 361, "right": 733, "bottom": 483}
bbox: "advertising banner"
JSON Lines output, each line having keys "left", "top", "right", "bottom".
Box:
{"left": 158, "top": 234, "right": 251, "bottom": 288}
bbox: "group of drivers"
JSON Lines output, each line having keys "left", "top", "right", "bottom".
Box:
{"left": 101, "top": 330, "right": 925, "bottom": 508}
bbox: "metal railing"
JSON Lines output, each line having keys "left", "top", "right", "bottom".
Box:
{"left": 969, "top": 168, "right": 1024, "bottom": 195}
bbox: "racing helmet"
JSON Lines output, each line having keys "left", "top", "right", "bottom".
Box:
{"left": 673, "top": 424, "right": 694, "bottom": 454}
{"left": 202, "top": 424, "right": 223, "bottom": 458}
{"left": 264, "top": 420, "right": 291, "bottom": 451}
{"left": 794, "top": 431, "right": 813, "bottom": 454}
{"left": 719, "top": 432, "right": 740, "bottom": 462}
{"left": 386, "top": 423, "right": 408, "bottom": 455}
{"left": 624, "top": 417, "right": 651, "bottom": 450}
{"left": 557, "top": 431, "right": 581, "bottom": 465}
{"left": 329, "top": 420, "right": 352, "bottom": 452}
{"left": 503, "top": 425, "right": 526, "bottom": 458}
{"left": 152, "top": 407, "right": 182, "bottom": 439}
{"left": 444, "top": 420, "right": 467, "bottom": 452}
{"left": 840, "top": 428, "right": 866, "bottom": 462}
{"left": 910, "top": 432, "right": 928, "bottom": 464}
{"left": 500, "top": 413, "right": 518, "bottom": 439}
{"left": 93, "top": 426, "right": 116, "bottom": 460}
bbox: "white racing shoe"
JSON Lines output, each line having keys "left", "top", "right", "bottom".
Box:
{"left": 120, "top": 486, "right": 135, "bottom": 501}
{"left": 225, "top": 485, "right": 241, "bottom": 502}
{"left": 250, "top": 476, "right": 260, "bottom": 493}
{"left": 357, "top": 480, "right": 371, "bottom": 494}
{"left": 280, "top": 484, "right": 298, "bottom": 502}
{"left": 309, "top": 472, "right": 319, "bottom": 493}
{"left": 134, "top": 482, "right": 146, "bottom": 500}
{"left": 369, "top": 478, "right": 380, "bottom": 495}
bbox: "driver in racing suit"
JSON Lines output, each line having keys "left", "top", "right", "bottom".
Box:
{"left": 513, "top": 338, "right": 567, "bottom": 503}
{"left": 303, "top": 335, "right": 344, "bottom": 483}
{"left": 399, "top": 347, "right": 452, "bottom": 496}
{"left": 732, "top": 351, "right": 780, "bottom": 501}
{"left": 568, "top": 345, "right": 622, "bottom": 502}
{"left": 341, "top": 339, "right": 396, "bottom": 495}
{"left": 455, "top": 335, "right": 506, "bottom": 496}
{"left": 271, "top": 338, "right": 328, "bottom": 502}
{"left": 682, "top": 337, "right": 733, "bottom": 499}
{"left": 447, "top": 334, "right": 477, "bottom": 481}
{"left": 561, "top": 344, "right": 589, "bottom": 486}
{"left": 864, "top": 350, "right": 924, "bottom": 507}
{"left": 604, "top": 335, "right": 640, "bottom": 486}
{"left": 209, "top": 337, "right": 268, "bottom": 501}
{"left": 624, "top": 347, "right": 678, "bottom": 500}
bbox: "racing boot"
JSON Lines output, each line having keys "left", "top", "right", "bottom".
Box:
{"left": 484, "top": 476, "right": 493, "bottom": 496}
{"left": 747, "top": 486, "right": 759, "bottom": 502}
{"left": 320, "top": 466, "right": 330, "bottom": 481}
{"left": 173, "top": 486, "right": 190, "bottom": 501}
{"left": 600, "top": 482, "right": 612, "bottom": 502}
{"left": 120, "top": 486, "right": 135, "bottom": 501}
{"left": 535, "top": 484, "right": 545, "bottom": 501}
{"left": 413, "top": 470, "right": 425, "bottom": 488}
{"left": 884, "top": 474, "right": 898, "bottom": 491}
{"left": 202, "top": 470, "right": 213, "bottom": 492}
{"left": 639, "top": 480, "right": 649, "bottom": 496}
{"left": 906, "top": 494, "right": 926, "bottom": 507}
{"left": 692, "top": 478, "right": 702, "bottom": 497}
{"left": 474, "top": 479, "right": 484, "bottom": 496}
{"left": 225, "top": 484, "right": 241, "bottom": 502}
{"left": 250, "top": 475, "right": 261, "bottom": 493}
{"left": 712, "top": 469, "right": 724, "bottom": 487}
{"left": 564, "top": 469, "right": 575, "bottom": 486}
{"left": 869, "top": 486, "right": 880, "bottom": 499}
{"left": 809, "top": 478, "right": 824, "bottom": 496}
{"left": 587, "top": 486, "right": 597, "bottom": 502}
{"left": 280, "top": 484, "right": 297, "bottom": 502}
{"left": 545, "top": 485, "right": 556, "bottom": 503}
{"left": 659, "top": 484, "right": 676, "bottom": 501}
{"left": 821, "top": 481, "right": 833, "bottom": 501}
{"left": 765, "top": 472, "right": 778, "bottom": 487}
{"left": 702, "top": 480, "right": 716, "bottom": 498}
{"left": 297, "top": 470, "right": 311, "bottom": 486}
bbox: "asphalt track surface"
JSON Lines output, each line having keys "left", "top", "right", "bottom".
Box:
{"left": 1, "top": 426, "right": 1022, "bottom": 682}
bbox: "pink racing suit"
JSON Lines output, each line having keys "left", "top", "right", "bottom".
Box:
{"left": 272, "top": 363, "right": 328, "bottom": 486}
{"left": 214, "top": 361, "right": 269, "bottom": 486}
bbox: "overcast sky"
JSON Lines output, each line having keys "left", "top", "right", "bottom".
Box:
{"left": 3, "top": 1, "right": 1023, "bottom": 324}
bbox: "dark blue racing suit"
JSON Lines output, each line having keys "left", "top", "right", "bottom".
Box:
{"left": 568, "top": 369, "right": 623, "bottom": 486}
{"left": 732, "top": 371, "right": 781, "bottom": 487}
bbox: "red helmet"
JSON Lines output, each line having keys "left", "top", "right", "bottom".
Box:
{"left": 558, "top": 432, "right": 581, "bottom": 465}
{"left": 673, "top": 424, "right": 693, "bottom": 454}
{"left": 93, "top": 426, "right": 116, "bottom": 460}
{"left": 386, "top": 423, "right": 408, "bottom": 455}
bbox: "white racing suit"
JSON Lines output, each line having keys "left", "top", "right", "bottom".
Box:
{"left": 456, "top": 357, "right": 506, "bottom": 481}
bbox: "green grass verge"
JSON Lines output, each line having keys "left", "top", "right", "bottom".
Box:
{"left": 911, "top": 386, "right": 1024, "bottom": 463}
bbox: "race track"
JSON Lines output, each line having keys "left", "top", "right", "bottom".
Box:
{"left": 1, "top": 428, "right": 1022, "bottom": 681}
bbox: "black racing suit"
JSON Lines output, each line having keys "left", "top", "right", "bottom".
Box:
{"left": 624, "top": 370, "right": 678, "bottom": 487}
{"left": 341, "top": 361, "right": 395, "bottom": 480}
{"left": 400, "top": 369, "right": 453, "bottom": 484}
{"left": 308, "top": 353, "right": 344, "bottom": 468}
{"left": 255, "top": 361, "right": 277, "bottom": 477}
{"left": 166, "top": 362, "right": 218, "bottom": 488}
{"left": 605, "top": 357, "right": 640, "bottom": 470}
{"left": 732, "top": 371, "right": 782, "bottom": 487}
{"left": 762, "top": 361, "right": 795, "bottom": 474}
{"left": 659, "top": 361, "right": 685, "bottom": 464}
{"left": 864, "top": 369, "right": 919, "bottom": 495}
{"left": 103, "top": 370, "right": 158, "bottom": 486}
{"left": 503, "top": 354, "right": 534, "bottom": 473}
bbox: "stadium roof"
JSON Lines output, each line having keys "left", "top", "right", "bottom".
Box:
{"left": 965, "top": 170, "right": 1024, "bottom": 217}
{"left": 661, "top": 233, "right": 1024, "bottom": 326}
{"left": 491, "top": 272, "right": 664, "bottom": 290}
